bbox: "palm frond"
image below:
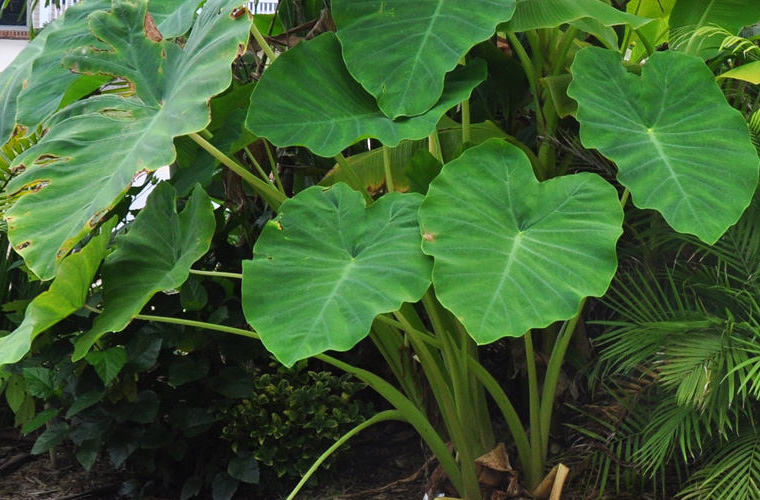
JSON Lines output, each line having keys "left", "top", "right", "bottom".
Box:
{"left": 679, "top": 427, "right": 760, "bottom": 500}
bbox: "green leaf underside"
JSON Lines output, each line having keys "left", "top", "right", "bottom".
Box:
{"left": 506, "top": 0, "right": 652, "bottom": 32}
{"left": 5, "top": 0, "right": 249, "bottom": 280}
{"left": 319, "top": 119, "right": 507, "bottom": 192}
{"left": 568, "top": 47, "right": 759, "bottom": 244}
{"left": 246, "top": 33, "right": 486, "bottom": 158}
{"left": 333, "top": 0, "right": 516, "bottom": 119}
{"left": 419, "top": 139, "right": 623, "bottom": 344}
{"left": 626, "top": 0, "right": 675, "bottom": 62}
{"left": 718, "top": 61, "right": 760, "bottom": 84}
{"left": 73, "top": 183, "right": 215, "bottom": 360}
{"left": 0, "top": 220, "right": 113, "bottom": 367}
{"left": 669, "top": 0, "right": 760, "bottom": 57}
{"left": 242, "top": 183, "right": 432, "bottom": 367}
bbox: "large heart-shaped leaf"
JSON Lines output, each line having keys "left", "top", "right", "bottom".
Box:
{"left": 246, "top": 33, "right": 486, "bottom": 158}
{"left": 332, "top": 0, "right": 516, "bottom": 119}
{"left": 568, "top": 47, "right": 759, "bottom": 244}
{"left": 419, "top": 139, "right": 623, "bottom": 344}
{"left": 0, "top": 219, "right": 113, "bottom": 367}
{"left": 506, "top": 0, "right": 651, "bottom": 32}
{"left": 72, "top": 183, "right": 215, "bottom": 360}
{"left": 669, "top": 0, "right": 760, "bottom": 57}
{"left": 242, "top": 183, "right": 432, "bottom": 366}
{"left": 4, "top": 0, "right": 249, "bottom": 280}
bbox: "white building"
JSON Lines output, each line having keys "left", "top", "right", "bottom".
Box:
{"left": 0, "top": 0, "right": 279, "bottom": 38}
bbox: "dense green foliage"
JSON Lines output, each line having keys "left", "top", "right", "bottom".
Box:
{"left": 0, "top": 0, "right": 759, "bottom": 498}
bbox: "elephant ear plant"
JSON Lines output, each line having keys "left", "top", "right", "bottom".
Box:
{"left": 0, "top": 0, "right": 759, "bottom": 499}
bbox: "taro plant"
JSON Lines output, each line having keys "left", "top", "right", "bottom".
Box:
{"left": 0, "top": 0, "right": 759, "bottom": 499}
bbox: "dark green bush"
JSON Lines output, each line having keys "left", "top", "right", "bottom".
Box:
{"left": 220, "top": 360, "right": 373, "bottom": 483}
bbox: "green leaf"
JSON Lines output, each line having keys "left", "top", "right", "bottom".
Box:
{"left": 150, "top": 0, "right": 202, "bottom": 38}
{"left": 242, "top": 183, "right": 432, "bottom": 366}
{"left": 540, "top": 74, "right": 576, "bottom": 119}
{"left": 320, "top": 119, "right": 507, "bottom": 191}
{"left": 228, "top": 455, "right": 260, "bottom": 484}
{"left": 73, "top": 184, "right": 215, "bottom": 360}
{"left": 568, "top": 47, "right": 759, "bottom": 244}
{"left": 5, "top": 374, "right": 25, "bottom": 413}
{"left": 86, "top": 347, "right": 128, "bottom": 385}
{"left": 212, "top": 472, "right": 239, "bottom": 500}
{"left": 168, "top": 356, "right": 209, "bottom": 387}
{"left": 245, "top": 33, "right": 486, "bottom": 158}
{"left": 405, "top": 151, "right": 442, "bottom": 195}
{"left": 332, "top": 0, "right": 516, "bottom": 118}
{"left": 14, "top": 396, "right": 35, "bottom": 427}
{"left": 14, "top": 0, "right": 110, "bottom": 135}
{"left": 5, "top": 0, "right": 249, "bottom": 280}
{"left": 22, "top": 367, "right": 56, "bottom": 398}
{"left": 419, "top": 139, "right": 623, "bottom": 343}
{"left": 125, "top": 332, "right": 163, "bottom": 372}
{"left": 116, "top": 390, "right": 159, "bottom": 424}
{"left": 718, "top": 61, "right": 760, "bottom": 84}
{"left": 626, "top": 0, "right": 676, "bottom": 62}
{"left": 506, "top": 0, "right": 652, "bottom": 32}
{"left": 31, "top": 422, "right": 68, "bottom": 455}
{"left": 22, "top": 408, "right": 60, "bottom": 435}
{"left": 669, "top": 0, "right": 760, "bottom": 57}
{"left": 210, "top": 367, "right": 252, "bottom": 399}
{"left": 181, "top": 276, "right": 208, "bottom": 312}
{"left": 180, "top": 476, "right": 203, "bottom": 500}
{"left": 0, "top": 220, "right": 113, "bottom": 367}
{"left": 65, "top": 390, "right": 105, "bottom": 418}
{"left": 75, "top": 439, "right": 100, "bottom": 471}
{"left": 0, "top": 31, "right": 48, "bottom": 145}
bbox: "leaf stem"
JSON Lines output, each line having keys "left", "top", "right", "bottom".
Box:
{"left": 189, "top": 133, "right": 286, "bottom": 209}
{"left": 243, "top": 146, "right": 276, "bottom": 186}
{"left": 524, "top": 331, "right": 544, "bottom": 489}
{"left": 263, "top": 141, "right": 285, "bottom": 193}
{"left": 286, "top": 410, "right": 404, "bottom": 500}
{"left": 189, "top": 269, "right": 242, "bottom": 280}
{"left": 133, "top": 314, "right": 259, "bottom": 339}
{"left": 129, "top": 312, "right": 464, "bottom": 496}
{"left": 428, "top": 132, "right": 443, "bottom": 163}
{"left": 314, "top": 353, "right": 465, "bottom": 495}
{"left": 249, "top": 17, "right": 277, "bottom": 61}
{"left": 382, "top": 145, "right": 395, "bottom": 193}
{"left": 334, "top": 153, "right": 373, "bottom": 203}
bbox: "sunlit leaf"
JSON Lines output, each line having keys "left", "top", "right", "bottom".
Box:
{"left": 506, "top": 0, "right": 651, "bottom": 32}
{"left": 246, "top": 33, "right": 486, "bottom": 158}
{"left": 718, "top": 61, "right": 760, "bottom": 84}
{"left": 333, "top": 0, "right": 516, "bottom": 118}
{"left": 568, "top": 47, "right": 759, "bottom": 244}
{"left": 242, "top": 183, "right": 432, "bottom": 366}
{"left": 419, "top": 139, "right": 623, "bottom": 343}
{"left": 73, "top": 183, "right": 215, "bottom": 360}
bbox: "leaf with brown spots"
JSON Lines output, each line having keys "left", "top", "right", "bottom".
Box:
{"left": 4, "top": 0, "right": 250, "bottom": 280}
